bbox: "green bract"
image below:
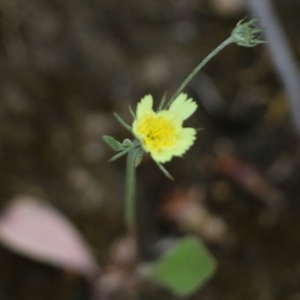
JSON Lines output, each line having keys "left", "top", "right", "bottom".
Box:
{"left": 231, "top": 18, "right": 266, "bottom": 47}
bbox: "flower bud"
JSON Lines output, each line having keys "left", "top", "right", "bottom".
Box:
{"left": 231, "top": 18, "right": 266, "bottom": 47}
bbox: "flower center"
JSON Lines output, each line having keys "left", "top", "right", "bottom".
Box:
{"left": 137, "top": 114, "right": 177, "bottom": 152}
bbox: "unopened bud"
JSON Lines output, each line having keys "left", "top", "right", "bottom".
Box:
{"left": 231, "top": 18, "right": 266, "bottom": 48}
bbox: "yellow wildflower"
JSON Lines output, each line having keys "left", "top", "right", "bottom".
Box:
{"left": 132, "top": 93, "right": 198, "bottom": 163}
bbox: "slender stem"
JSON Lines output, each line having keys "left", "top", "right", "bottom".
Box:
{"left": 125, "top": 148, "right": 138, "bottom": 232}
{"left": 167, "top": 37, "right": 233, "bottom": 107}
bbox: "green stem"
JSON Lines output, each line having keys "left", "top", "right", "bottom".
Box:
{"left": 167, "top": 37, "right": 233, "bottom": 107}
{"left": 125, "top": 148, "right": 138, "bottom": 232}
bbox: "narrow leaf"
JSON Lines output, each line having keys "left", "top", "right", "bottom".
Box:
{"left": 134, "top": 147, "right": 144, "bottom": 167}
{"left": 157, "top": 92, "right": 167, "bottom": 112}
{"left": 156, "top": 162, "right": 174, "bottom": 181}
{"left": 149, "top": 236, "right": 217, "bottom": 296}
{"left": 108, "top": 148, "right": 130, "bottom": 162}
{"left": 102, "top": 135, "right": 125, "bottom": 151}
{"left": 113, "top": 112, "right": 132, "bottom": 132}
{"left": 128, "top": 105, "right": 136, "bottom": 120}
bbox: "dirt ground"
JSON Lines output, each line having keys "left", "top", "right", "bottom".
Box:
{"left": 0, "top": 0, "right": 300, "bottom": 299}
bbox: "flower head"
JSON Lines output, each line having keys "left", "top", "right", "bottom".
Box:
{"left": 132, "top": 93, "right": 197, "bottom": 163}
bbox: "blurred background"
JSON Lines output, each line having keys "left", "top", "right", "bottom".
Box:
{"left": 0, "top": 0, "right": 300, "bottom": 299}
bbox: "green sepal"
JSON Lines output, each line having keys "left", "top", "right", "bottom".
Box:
{"left": 147, "top": 236, "right": 217, "bottom": 296}
{"left": 102, "top": 135, "right": 125, "bottom": 152}
{"left": 156, "top": 162, "right": 174, "bottom": 181}
{"left": 113, "top": 112, "right": 132, "bottom": 132}
{"left": 134, "top": 147, "right": 144, "bottom": 167}
{"left": 231, "top": 17, "right": 266, "bottom": 48}
{"left": 157, "top": 92, "right": 167, "bottom": 112}
{"left": 128, "top": 105, "right": 136, "bottom": 120}
{"left": 108, "top": 148, "right": 131, "bottom": 162}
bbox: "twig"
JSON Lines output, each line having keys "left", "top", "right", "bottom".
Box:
{"left": 246, "top": 0, "right": 300, "bottom": 136}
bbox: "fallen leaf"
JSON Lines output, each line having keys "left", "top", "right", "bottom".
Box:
{"left": 0, "top": 195, "right": 100, "bottom": 280}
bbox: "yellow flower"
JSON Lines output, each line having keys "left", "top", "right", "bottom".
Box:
{"left": 132, "top": 93, "right": 198, "bottom": 163}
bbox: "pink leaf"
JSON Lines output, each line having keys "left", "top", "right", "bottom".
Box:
{"left": 0, "top": 195, "right": 100, "bottom": 280}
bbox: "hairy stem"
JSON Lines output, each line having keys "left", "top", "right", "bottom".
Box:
{"left": 167, "top": 37, "right": 233, "bottom": 107}
{"left": 125, "top": 148, "right": 138, "bottom": 232}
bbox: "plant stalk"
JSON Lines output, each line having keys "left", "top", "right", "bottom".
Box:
{"left": 125, "top": 148, "right": 138, "bottom": 232}
{"left": 167, "top": 37, "right": 233, "bottom": 107}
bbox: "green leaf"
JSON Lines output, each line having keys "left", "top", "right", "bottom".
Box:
{"left": 128, "top": 105, "right": 136, "bottom": 120}
{"left": 113, "top": 112, "right": 132, "bottom": 132}
{"left": 149, "top": 236, "right": 217, "bottom": 296}
{"left": 156, "top": 162, "right": 174, "bottom": 181}
{"left": 102, "top": 135, "right": 125, "bottom": 151}
{"left": 157, "top": 92, "right": 167, "bottom": 112}
{"left": 134, "top": 147, "right": 144, "bottom": 167}
{"left": 108, "top": 148, "right": 130, "bottom": 162}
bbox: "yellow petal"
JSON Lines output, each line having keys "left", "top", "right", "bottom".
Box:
{"left": 171, "top": 128, "right": 197, "bottom": 156}
{"left": 151, "top": 150, "right": 173, "bottom": 163}
{"left": 136, "top": 95, "right": 153, "bottom": 118}
{"left": 169, "top": 93, "right": 197, "bottom": 121}
{"left": 149, "top": 128, "right": 196, "bottom": 162}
